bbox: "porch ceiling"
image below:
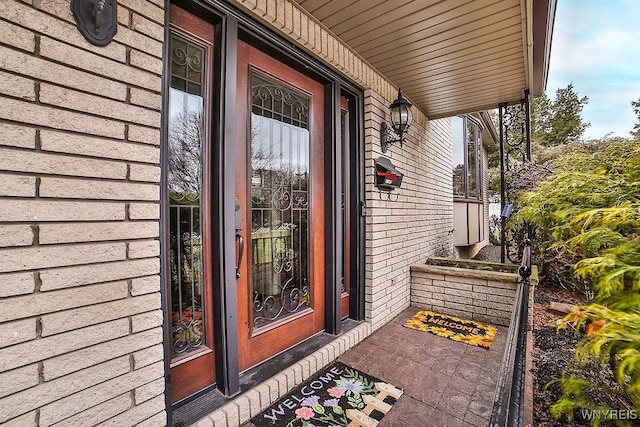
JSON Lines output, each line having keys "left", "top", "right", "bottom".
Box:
{"left": 293, "top": 0, "right": 555, "bottom": 119}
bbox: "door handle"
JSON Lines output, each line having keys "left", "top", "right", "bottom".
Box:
{"left": 235, "top": 232, "right": 244, "bottom": 279}
{"left": 234, "top": 198, "right": 243, "bottom": 279}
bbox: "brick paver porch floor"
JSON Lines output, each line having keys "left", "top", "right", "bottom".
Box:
{"left": 338, "top": 307, "right": 508, "bottom": 427}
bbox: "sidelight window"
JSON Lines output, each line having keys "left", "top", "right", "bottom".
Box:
{"left": 167, "top": 34, "right": 206, "bottom": 357}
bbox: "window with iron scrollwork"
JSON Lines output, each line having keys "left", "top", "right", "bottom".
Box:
{"left": 168, "top": 34, "right": 206, "bottom": 357}
{"left": 250, "top": 73, "right": 312, "bottom": 329}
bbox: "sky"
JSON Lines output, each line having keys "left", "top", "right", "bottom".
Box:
{"left": 546, "top": 0, "right": 640, "bottom": 140}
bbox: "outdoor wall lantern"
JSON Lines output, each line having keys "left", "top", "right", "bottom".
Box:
{"left": 71, "top": 0, "right": 118, "bottom": 47}
{"left": 380, "top": 89, "right": 413, "bottom": 153}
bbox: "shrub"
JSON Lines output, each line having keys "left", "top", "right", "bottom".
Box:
{"left": 515, "top": 139, "right": 640, "bottom": 422}
{"left": 517, "top": 140, "right": 639, "bottom": 292}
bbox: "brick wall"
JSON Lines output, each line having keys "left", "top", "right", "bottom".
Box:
{"left": 411, "top": 263, "right": 518, "bottom": 326}
{"left": 0, "top": 0, "right": 165, "bottom": 425}
{"left": 231, "top": 0, "right": 456, "bottom": 331}
{"left": 1, "top": 0, "right": 460, "bottom": 422}
{"left": 364, "top": 93, "right": 454, "bottom": 330}
{"left": 411, "top": 261, "right": 538, "bottom": 328}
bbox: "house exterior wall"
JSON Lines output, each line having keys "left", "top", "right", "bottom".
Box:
{"left": 228, "top": 0, "right": 455, "bottom": 331}
{"left": 453, "top": 135, "right": 492, "bottom": 259}
{"left": 469, "top": 141, "right": 491, "bottom": 257}
{"left": 411, "top": 264, "right": 518, "bottom": 327}
{"left": 364, "top": 98, "right": 454, "bottom": 330}
{"left": 0, "top": 0, "right": 456, "bottom": 423}
{"left": 0, "top": 0, "right": 166, "bottom": 425}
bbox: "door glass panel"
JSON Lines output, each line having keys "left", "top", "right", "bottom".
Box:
{"left": 168, "top": 34, "right": 205, "bottom": 357}
{"left": 250, "top": 74, "right": 311, "bottom": 329}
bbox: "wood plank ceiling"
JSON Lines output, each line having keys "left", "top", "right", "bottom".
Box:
{"left": 293, "top": 0, "right": 531, "bottom": 119}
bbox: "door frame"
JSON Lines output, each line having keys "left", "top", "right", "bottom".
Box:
{"left": 160, "top": 0, "right": 367, "bottom": 412}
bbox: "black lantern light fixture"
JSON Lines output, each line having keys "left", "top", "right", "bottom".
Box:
{"left": 380, "top": 89, "right": 413, "bottom": 153}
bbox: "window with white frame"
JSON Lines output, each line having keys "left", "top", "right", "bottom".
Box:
{"left": 452, "top": 116, "right": 482, "bottom": 200}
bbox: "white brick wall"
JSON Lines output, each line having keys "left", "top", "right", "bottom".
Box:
{"left": 364, "top": 92, "right": 454, "bottom": 330}
{"left": 0, "top": 0, "right": 165, "bottom": 425}
{"left": 1, "top": 0, "right": 473, "bottom": 423}
{"left": 411, "top": 261, "right": 538, "bottom": 330}
{"left": 411, "top": 264, "right": 518, "bottom": 326}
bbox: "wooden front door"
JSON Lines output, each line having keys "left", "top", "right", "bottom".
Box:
{"left": 235, "top": 41, "right": 326, "bottom": 370}
{"left": 165, "top": 5, "right": 216, "bottom": 403}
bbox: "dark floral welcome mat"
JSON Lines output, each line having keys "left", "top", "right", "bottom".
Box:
{"left": 250, "top": 362, "right": 403, "bottom": 427}
{"left": 403, "top": 309, "right": 497, "bottom": 349}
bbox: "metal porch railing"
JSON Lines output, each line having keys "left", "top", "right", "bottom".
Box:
{"left": 489, "top": 239, "right": 532, "bottom": 426}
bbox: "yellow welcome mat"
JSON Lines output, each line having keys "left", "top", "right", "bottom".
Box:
{"left": 403, "top": 310, "right": 497, "bottom": 349}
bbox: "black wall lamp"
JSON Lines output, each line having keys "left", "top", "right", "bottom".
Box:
{"left": 380, "top": 89, "right": 413, "bottom": 153}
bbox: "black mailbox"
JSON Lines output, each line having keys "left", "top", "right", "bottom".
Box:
{"left": 374, "top": 157, "right": 404, "bottom": 190}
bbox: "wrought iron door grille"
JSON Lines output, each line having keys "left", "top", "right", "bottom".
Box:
{"left": 168, "top": 34, "right": 206, "bottom": 356}
{"left": 250, "top": 73, "right": 312, "bottom": 328}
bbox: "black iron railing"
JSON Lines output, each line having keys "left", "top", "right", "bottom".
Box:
{"left": 499, "top": 93, "right": 532, "bottom": 264}
{"left": 489, "top": 239, "right": 532, "bottom": 427}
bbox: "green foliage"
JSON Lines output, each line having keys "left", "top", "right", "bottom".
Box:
{"left": 547, "top": 376, "right": 593, "bottom": 421}
{"left": 552, "top": 300, "right": 640, "bottom": 425}
{"left": 548, "top": 371, "right": 634, "bottom": 427}
{"left": 486, "top": 85, "right": 590, "bottom": 195}
{"left": 534, "top": 84, "right": 590, "bottom": 147}
{"left": 515, "top": 139, "right": 640, "bottom": 422}
{"left": 631, "top": 98, "right": 640, "bottom": 139}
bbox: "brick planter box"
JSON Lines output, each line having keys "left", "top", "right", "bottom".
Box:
{"left": 410, "top": 258, "right": 537, "bottom": 327}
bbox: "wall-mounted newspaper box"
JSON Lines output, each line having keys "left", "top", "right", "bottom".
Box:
{"left": 374, "top": 157, "right": 404, "bottom": 190}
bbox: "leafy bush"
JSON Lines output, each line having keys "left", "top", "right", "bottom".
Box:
{"left": 517, "top": 140, "right": 639, "bottom": 292}
{"left": 515, "top": 139, "right": 640, "bottom": 423}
